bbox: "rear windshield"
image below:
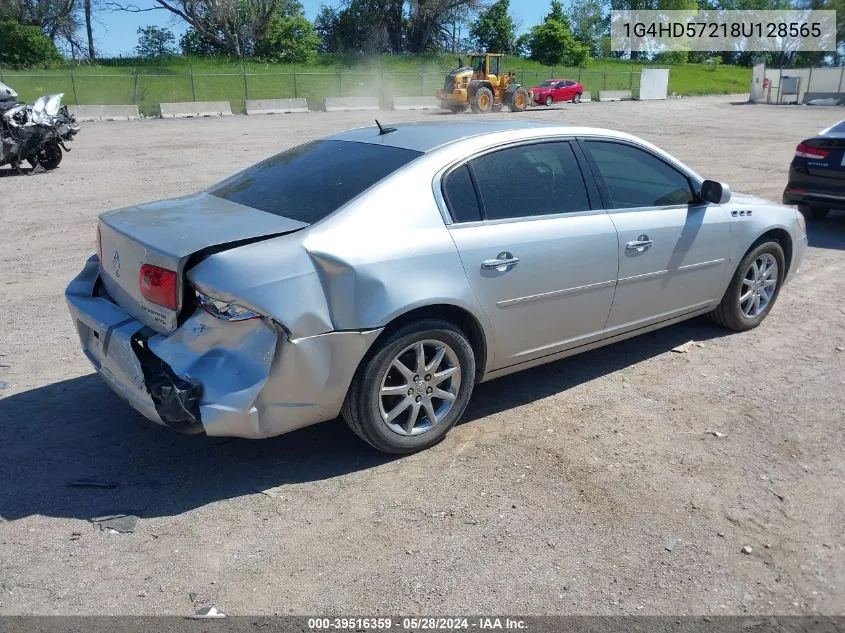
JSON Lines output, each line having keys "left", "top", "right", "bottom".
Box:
{"left": 209, "top": 140, "right": 422, "bottom": 224}
{"left": 825, "top": 120, "right": 845, "bottom": 134}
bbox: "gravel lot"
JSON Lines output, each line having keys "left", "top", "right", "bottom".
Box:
{"left": 1, "top": 95, "right": 844, "bottom": 616}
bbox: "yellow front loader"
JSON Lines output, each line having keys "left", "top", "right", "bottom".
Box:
{"left": 436, "top": 53, "right": 531, "bottom": 114}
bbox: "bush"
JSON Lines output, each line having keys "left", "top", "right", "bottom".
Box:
{"left": 0, "top": 21, "right": 63, "bottom": 69}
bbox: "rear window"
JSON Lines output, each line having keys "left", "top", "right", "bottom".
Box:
{"left": 825, "top": 120, "right": 845, "bottom": 134}
{"left": 209, "top": 140, "right": 422, "bottom": 224}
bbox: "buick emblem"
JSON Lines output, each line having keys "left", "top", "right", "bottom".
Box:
{"left": 112, "top": 250, "right": 121, "bottom": 277}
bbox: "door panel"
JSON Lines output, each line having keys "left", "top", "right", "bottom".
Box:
{"left": 606, "top": 205, "right": 731, "bottom": 330}
{"left": 441, "top": 140, "right": 619, "bottom": 369}
{"left": 581, "top": 139, "right": 732, "bottom": 332}
{"left": 450, "top": 215, "right": 619, "bottom": 366}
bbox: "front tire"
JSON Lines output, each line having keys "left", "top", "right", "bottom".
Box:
{"left": 798, "top": 204, "right": 829, "bottom": 221}
{"left": 509, "top": 87, "right": 530, "bottom": 112}
{"left": 342, "top": 319, "right": 476, "bottom": 454}
{"left": 470, "top": 87, "right": 494, "bottom": 114}
{"left": 707, "top": 240, "right": 785, "bottom": 331}
{"left": 573, "top": 92, "right": 582, "bottom": 103}
{"left": 36, "top": 143, "right": 62, "bottom": 170}
{"left": 544, "top": 95, "right": 553, "bottom": 107}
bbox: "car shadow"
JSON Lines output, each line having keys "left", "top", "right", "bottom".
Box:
{"left": 0, "top": 317, "right": 729, "bottom": 521}
{"left": 806, "top": 210, "right": 845, "bottom": 250}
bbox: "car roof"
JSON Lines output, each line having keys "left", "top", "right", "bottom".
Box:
{"left": 326, "top": 119, "right": 568, "bottom": 153}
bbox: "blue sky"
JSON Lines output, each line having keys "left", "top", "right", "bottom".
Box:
{"left": 94, "top": 0, "right": 553, "bottom": 57}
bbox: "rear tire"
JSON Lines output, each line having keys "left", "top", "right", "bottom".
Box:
{"left": 470, "top": 87, "right": 494, "bottom": 114}
{"left": 509, "top": 87, "right": 530, "bottom": 112}
{"left": 707, "top": 240, "right": 785, "bottom": 332}
{"left": 798, "top": 204, "right": 829, "bottom": 221}
{"left": 342, "top": 319, "right": 476, "bottom": 455}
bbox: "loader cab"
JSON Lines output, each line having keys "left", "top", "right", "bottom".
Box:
{"left": 471, "top": 54, "right": 501, "bottom": 84}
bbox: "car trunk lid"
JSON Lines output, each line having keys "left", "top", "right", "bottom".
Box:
{"left": 97, "top": 192, "right": 307, "bottom": 333}
{"left": 801, "top": 136, "right": 845, "bottom": 180}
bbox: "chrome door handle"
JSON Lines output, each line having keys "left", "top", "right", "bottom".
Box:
{"left": 481, "top": 252, "right": 520, "bottom": 270}
{"left": 625, "top": 235, "right": 653, "bottom": 253}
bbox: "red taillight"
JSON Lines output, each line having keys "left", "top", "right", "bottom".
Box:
{"left": 795, "top": 143, "right": 830, "bottom": 159}
{"left": 139, "top": 264, "right": 178, "bottom": 310}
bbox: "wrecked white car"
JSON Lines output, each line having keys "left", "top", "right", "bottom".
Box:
{"left": 67, "top": 120, "right": 807, "bottom": 454}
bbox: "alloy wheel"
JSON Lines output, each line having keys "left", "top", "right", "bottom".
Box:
{"left": 739, "top": 253, "right": 778, "bottom": 318}
{"left": 377, "top": 339, "right": 462, "bottom": 436}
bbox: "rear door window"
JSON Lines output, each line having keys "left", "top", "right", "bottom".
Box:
{"left": 468, "top": 142, "right": 591, "bottom": 220}
{"left": 209, "top": 140, "right": 422, "bottom": 224}
{"left": 442, "top": 165, "right": 483, "bottom": 223}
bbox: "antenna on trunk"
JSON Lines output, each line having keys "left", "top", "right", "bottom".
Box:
{"left": 375, "top": 119, "right": 397, "bottom": 135}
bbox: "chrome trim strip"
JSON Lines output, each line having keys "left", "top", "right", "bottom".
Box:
{"left": 617, "top": 258, "right": 725, "bottom": 286}
{"left": 794, "top": 190, "right": 845, "bottom": 201}
{"left": 496, "top": 279, "right": 616, "bottom": 308}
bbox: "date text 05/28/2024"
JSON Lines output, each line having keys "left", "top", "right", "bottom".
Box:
{"left": 307, "top": 617, "right": 528, "bottom": 630}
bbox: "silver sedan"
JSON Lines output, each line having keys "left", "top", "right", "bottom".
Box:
{"left": 66, "top": 120, "right": 808, "bottom": 454}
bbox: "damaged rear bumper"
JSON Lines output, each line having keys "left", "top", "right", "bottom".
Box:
{"left": 65, "top": 256, "right": 382, "bottom": 438}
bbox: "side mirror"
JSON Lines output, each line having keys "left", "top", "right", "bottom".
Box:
{"left": 700, "top": 179, "right": 731, "bottom": 204}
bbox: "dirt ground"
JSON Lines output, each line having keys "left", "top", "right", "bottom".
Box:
{"left": 0, "top": 95, "right": 843, "bottom": 617}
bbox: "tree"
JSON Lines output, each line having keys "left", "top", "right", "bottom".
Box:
{"left": 0, "top": 0, "right": 82, "bottom": 52}
{"left": 179, "top": 28, "right": 227, "bottom": 56}
{"left": 135, "top": 25, "right": 175, "bottom": 57}
{"left": 256, "top": 13, "right": 320, "bottom": 62}
{"left": 0, "top": 20, "right": 64, "bottom": 67}
{"left": 513, "top": 32, "right": 530, "bottom": 57}
{"left": 567, "top": 0, "right": 608, "bottom": 56}
{"left": 528, "top": 0, "right": 590, "bottom": 65}
{"left": 109, "top": 0, "right": 304, "bottom": 58}
{"left": 83, "top": 0, "right": 95, "bottom": 58}
{"left": 470, "top": 0, "right": 515, "bottom": 53}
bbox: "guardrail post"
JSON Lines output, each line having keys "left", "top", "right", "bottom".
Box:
{"left": 241, "top": 64, "right": 249, "bottom": 103}
{"left": 190, "top": 65, "right": 197, "bottom": 101}
{"left": 132, "top": 68, "right": 139, "bottom": 104}
{"left": 603, "top": 65, "right": 607, "bottom": 92}
{"left": 338, "top": 68, "right": 342, "bottom": 97}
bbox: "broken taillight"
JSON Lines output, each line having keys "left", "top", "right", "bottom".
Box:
{"left": 795, "top": 143, "right": 830, "bottom": 159}
{"left": 139, "top": 264, "right": 178, "bottom": 310}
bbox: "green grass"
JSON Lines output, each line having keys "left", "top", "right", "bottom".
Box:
{"left": 0, "top": 54, "right": 751, "bottom": 116}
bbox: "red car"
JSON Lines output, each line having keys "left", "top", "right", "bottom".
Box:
{"left": 532, "top": 79, "right": 583, "bottom": 106}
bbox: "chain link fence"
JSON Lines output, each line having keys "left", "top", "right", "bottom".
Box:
{"left": 0, "top": 65, "right": 642, "bottom": 116}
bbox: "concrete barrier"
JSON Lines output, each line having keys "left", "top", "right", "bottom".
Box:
{"left": 323, "top": 97, "right": 380, "bottom": 112}
{"left": 580, "top": 91, "right": 592, "bottom": 102}
{"left": 393, "top": 96, "right": 441, "bottom": 111}
{"left": 598, "top": 90, "right": 633, "bottom": 102}
{"left": 245, "top": 98, "right": 309, "bottom": 115}
{"left": 69, "top": 105, "right": 140, "bottom": 121}
{"left": 160, "top": 101, "right": 233, "bottom": 118}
